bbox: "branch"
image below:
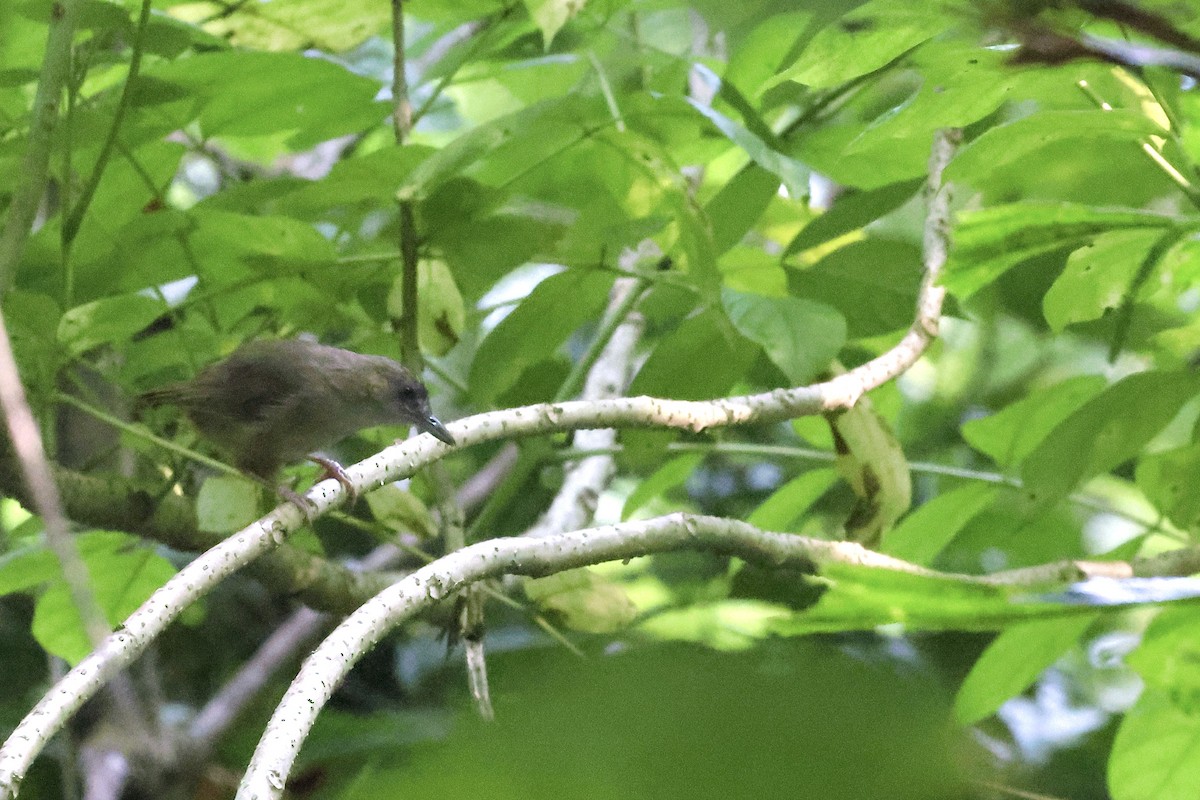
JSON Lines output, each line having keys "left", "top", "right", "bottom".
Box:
{"left": 0, "top": 456, "right": 402, "bottom": 614}
{"left": 526, "top": 276, "right": 645, "bottom": 537}
{"left": 1011, "top": 25, "right": 1200, "bottom": 80}
{"left": 234, "top": 511, "right": 1196, "bottom": 799}
{"left": 185, "top": 607, "right": 329, "bottom": 755}
{"left": 0, "top": 129, "right": 962, "bottom": 797}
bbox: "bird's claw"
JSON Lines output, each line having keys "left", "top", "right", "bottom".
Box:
{"left": 275, "top": 484, "right": 319, "bottom": 523}
{"left": 309, "top": 455, "right": 358, "bottom": 505}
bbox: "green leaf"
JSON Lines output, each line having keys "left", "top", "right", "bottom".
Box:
{"left": 724, "top": 10, "right": 816, "bottom": 99}
{"left": 945, "top": 203, "right": 1177, "bottom": 298}
{"left": 1126, "top": 606, "right": 1200, "bottom": 694}
{"left": 629, "top": 308, "right": 758, "bottom": 400}
{"left": 196, "top": 0, "right": 391, "bottom": 52}
{"left": 955, "top": 615, "right": 1097, "bottom": 724}
{"left": 197, "top": 476, "right": 261, "bottom": 534}
{"left": 469, "top": 269, "right": 615, "bottom": 403}
{"left": 524, "top": 568, "right": 638, "bottom": 633}
{"left": 787, "top": 239, "right": 922, "bottom": 338}
{"left": 746, "top": 469, "right": 839, "bottom": 532}
{"left": 31, "top": 532, "right": 179, "bottom": 664}
{"left": 706, "top": 165, "right": 781, "bottom": 255}
{"left": 115, "top": 208, "right": 338, "bottom": 292}
{"left": 771, "top": 0, "right": 949, "bottom": 89}
{"left": 1137, "top": 443, "right": 1200, "bottom": 531}
{"left": 948, "top": 110, "right": 1168, "bottom": 184}
{"left": 774, "top": 562, "right": 1199, "bottom": 637}
{"left": 1043, "top": 230, "right": 1165, "bottom": 332}
{"left": 58, "top": 294, "right": 166, "bottom": 357}
{"left": 364, "top": 484, "right": 437, "bottom": 539}
{"left": 280, "top": 145, "right": 431, "bottom": 212}
{"left": 962, "top": 376, "right": 1107, "bottom": 470}
{"left": 0, "top": 543, "right": 58, "bottom": 596}
{"left": 783, "top": 180, "right": 923, "bottom": 258}
{"left": 145, "top": 51, "right": 383, "bottom": 147}
{"left": 397, "top": 100, "right": 593, "bottom": 202}
{"left": 721, "top": 288, "right": 845, "bottom": 385}
{"left": 443, "top": 213, "right": 571, "bottom": 301}
{"left": 686, "top": 99, "right": 808, "bottom": 198}
{"left": 882, "top": 483, "right": 997, "bottom": 566}
{"left": 1021, "top": 371, "right": 1200, "bottom": 505}
{"left": 1110, "top": 687, "right": 1200, "bottom": 800}
{"left": 847, "top": 43, "right": 1021, "bottom": 153}
{"left": 638, "top": 600, "right": 789, "bottom": 651}
{"left": 623, "top": 454, "right": 705, "bottom": 521}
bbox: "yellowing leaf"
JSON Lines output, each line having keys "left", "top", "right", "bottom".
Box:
{"left": 522, "top": 0, "right": 587, "bottom": 48}
{"left": 827, "top": 400, "right": 911, "bottom": 545}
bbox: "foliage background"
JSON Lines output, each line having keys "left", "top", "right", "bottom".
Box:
{"left": 5, "top": 0, "right": 1200, "bottom": 798}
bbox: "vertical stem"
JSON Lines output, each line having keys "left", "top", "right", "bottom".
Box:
{"left": 397, "top": 203, "right": 422, "bottom": 370}
{"left": 391, "top": 0, "right": 412, "bottom": 144}
{"left": 0, "top": 0, "right": 82, "bottom": 298}
{"left": 391, "top": 0, "right": 422, "bottom": 371}
{"left": 390, "top": 0, "right": 484, "bottom": 713}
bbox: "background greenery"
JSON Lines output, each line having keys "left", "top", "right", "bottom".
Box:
{"left": 5, "top": 0, "right": 1200, "bottom": 798}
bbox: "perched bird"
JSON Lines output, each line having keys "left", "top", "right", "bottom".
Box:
{"left": 139, "top": 339, "right": 455, "bottom": 501}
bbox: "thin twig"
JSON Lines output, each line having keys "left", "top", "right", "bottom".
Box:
{"left": 61, "top": 0, "right": 153, "bottom": 265}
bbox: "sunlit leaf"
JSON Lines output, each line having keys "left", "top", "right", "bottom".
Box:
{"left": 955, "top": 615, "right": 1097, "bottom": 724}
{"left": 945, "top": 203, "right": 1176, "bottom": 298}
{"left": 962, "top": 375, "right": 1107, "bottom": 469}
{"left": 882, "top": 483, "right": 997, "bottom": 566}
{"left": 1021, "top": 371, "right": 1200, "bottom": 505}
{"left": 524, "top": 568, "right": 638, "bottom": 633}
{"left": 771, "top": 0, "right": 949, "bottom": 89}
{"left": 32, "top": 532, "right": 180, "bottom": 664}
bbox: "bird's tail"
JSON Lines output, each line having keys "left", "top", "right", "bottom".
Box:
{"left": 135, "top": 384, "right": 189, "bottom": 414}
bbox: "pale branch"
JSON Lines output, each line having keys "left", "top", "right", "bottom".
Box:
{"left": 235, "top": 511, "right": 1200, "bottom": 799}
{"left": 0, "top": 129, "right": 962, "bottom": 797}
{"left": 526, "top": 276, "right": 645, "bottom": 538}
{"left": 235, "top": 514, "right": 925, "bottom": 799}
{"left": 185, "top": 607, "right": 329, "bottom": 755}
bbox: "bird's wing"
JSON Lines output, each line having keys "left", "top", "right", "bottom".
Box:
{"left": 207, "top": 350, "right": 309, "bottom": 425}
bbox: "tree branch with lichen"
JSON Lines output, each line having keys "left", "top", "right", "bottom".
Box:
{"left": 0, "top": 128, "right": 961, "bottom": 797}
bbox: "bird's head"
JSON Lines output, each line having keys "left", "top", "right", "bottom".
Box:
{"left": 381, "top": 366, "right": 456, "bottom": 446}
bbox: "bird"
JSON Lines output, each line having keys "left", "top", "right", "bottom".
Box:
{"left": 138, "top": 339, "right": 456, "bottom": 506}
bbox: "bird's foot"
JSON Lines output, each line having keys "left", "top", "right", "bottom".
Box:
{"left": 309, "top": 455, "right": 358, "bottom": 505}
{"left": 275, "top": 484, "right": 319, "bottom": 522}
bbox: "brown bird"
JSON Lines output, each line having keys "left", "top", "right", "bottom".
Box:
{"left": 139, "top": 339, "right": 455, "bottom": 503}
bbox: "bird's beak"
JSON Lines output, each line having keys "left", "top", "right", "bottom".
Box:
{"left": 418, "top": 415, "right": 456, "bottom": 446}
